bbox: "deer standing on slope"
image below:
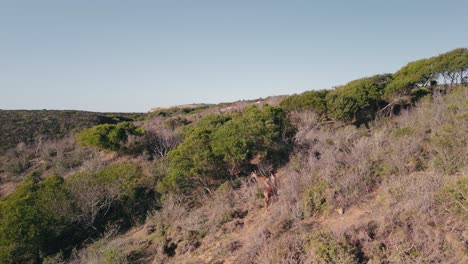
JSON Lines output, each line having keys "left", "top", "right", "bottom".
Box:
{"left": 251, "top": 172, "right": 277, "bottom": 210}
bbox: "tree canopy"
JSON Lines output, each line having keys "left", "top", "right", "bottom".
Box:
{"left": 159, "top": 105, "right": 294, "bottom": 193}
{"left": 76, "top": 121, "right": 144, "bottom": 151}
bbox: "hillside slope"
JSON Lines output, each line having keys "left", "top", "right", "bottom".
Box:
{"left": 0, "top": 49, "right": 466, "bottom": 263}
{"left": 69, "top": 87, "right": 467, "bottom": 264}
{"left": 0, "top": 110, "right": 144, "bottom": 154}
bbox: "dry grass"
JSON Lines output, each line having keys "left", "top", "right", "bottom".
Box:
{"left": 67, "top": 87, "right": 468, "bottom": 264}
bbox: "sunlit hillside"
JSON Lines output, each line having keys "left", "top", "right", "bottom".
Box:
{"left": 0, "top": 49, "right": 467, "bottom": 264}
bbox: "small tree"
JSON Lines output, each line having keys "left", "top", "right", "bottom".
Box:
{"left": 0, "top": 175, "right": 72, "bottom": 262}
{"left": 326, "top": 74, "right": 392, "bottom": 123}
{"left": 76, "top": 122, "right": 144, "bottom": 151}
{"left": 280, "top": 90, "right": 329, "bottom": 114}
{"left": 66, "top": 163, "right": 141, "bottom": 228}
{"left": 160, "top": 106, "right": 295, "bottom": 194}
{"left": 437, "top": 48, "right": 468, "bottom": 88}
{"left": 143, "top": 118, "right": 183, "bottom": 159}
{"left": 160, "top": 114, "right": 230, "bottom": 193}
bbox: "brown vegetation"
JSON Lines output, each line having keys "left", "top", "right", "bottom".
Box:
{"left": 1, "top": 50, "right": 466, "bottom": 263}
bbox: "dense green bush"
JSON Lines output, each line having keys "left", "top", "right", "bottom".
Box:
{"left": 0, "top": 174, "right": 72, "bottom": 263}
{"left": 301, "top": 181, "right": 328, "bottom": 217}
{"left": 0, "top": 163, "right": 149, "bottom": 263}
{"left": 308, "top": 231, "right": 361, "bottom": 264}
{"left": 385, "top": 48, "right": 468, "bottom": 100}
{"left": 66, "top": 163, "right": 143, "bottom": 227}
{"left": 212, "top": 106, "right": 295, "bottom": 173}
{"left": 159, "top": 105, "right": 294, "bottom": 193}
{"left": 76, "top": 121, "right": 144, "bottom": 151}
{"left": 435, "top": 48, "right": 468, "bottom": 87}
{"left": 385, "top": 58, "right": 437, "bottom": 99}
{"left": 279, "top": 48, "right": 467, "bottom": 126}
{"left": 280, "top": 90, "right": 329, "bottom": 113}
{"left": 158, "top": 114, "right": 231, "bottom": 192}
{"left": 326, "top": 74, "right": 392, "bottom": 123}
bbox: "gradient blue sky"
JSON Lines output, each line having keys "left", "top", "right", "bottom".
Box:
{"left": 1, "top": 0, "right": 467, "bottom": 112}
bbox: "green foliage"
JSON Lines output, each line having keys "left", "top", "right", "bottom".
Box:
{"left": 326, "top": 74, "right": 392, "bottom": 122}
{"left": 437, "top": 177, "right": 468, "bottom": 218}
{"left": 437, "top": 48, "right": 468, "bottom": 85}
{"left": 0, "top": 163, "right": 147, "bottom": 263}
{"left": 161, "top": 106, "right": 294, "bottom": 193}
{"left": 385, "top": 48, "right": 468, "bottom": 99}
{"left": 385, "top": 58, "right": 438, "bottom": 98}
{"left": 66, "top": 163, "right": 142, "bottom": 226}
{"left": 76, "top": 122, "right": 144, "bottom": 151}
{"left": 216, "top": 178, "right": 242, "bottom": 192}
{"left": 430, "top": 124, "right": 467, "bottom": 174}
{"left": 308, "top": 231, "right": 360, "bottom": 264}
{"left": 159, "top": 114, "right": 231, "bottom": 192}
{"left": 280, "top": 90, "right": 329, "bottom": 113}
{"left": 0, "top": 110, "right": 145, "bottom": 154}
{"left": 391, "top": 127, "right": 415, "bottom": 138}
{"left": 212, "top": 106, "right": 294, "bottom": 173}
{"left": 104, "top": 248, "right": 128, "bottom": 264}
{"left": 301, "top": 182, "right": 328, "bottom": 217}
{"left": 0, "top": 175, "right": 71, "bottom": 263}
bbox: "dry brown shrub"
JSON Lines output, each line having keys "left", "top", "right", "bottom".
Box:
{"left": 254, "top": 233, "right": 309, "bottom": 264}
{"left": 68, "top": 225, "right": 137, "bottom": 264}
{"left": 142, "top": 117, "right": 183, "bottom": 159}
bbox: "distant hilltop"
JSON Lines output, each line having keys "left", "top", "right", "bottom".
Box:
{"left": 148, "top": 103, "right": 210, "bottom": 113}
{"left": 148, "top": 96, "right": 286, "bottom": 114}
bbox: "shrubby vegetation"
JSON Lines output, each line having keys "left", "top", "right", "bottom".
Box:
{"left": 326, "top": 74, "right": 392, "bottom": 123}
{"left": 147, "top": 104, "right": 212, "bottom": 119}
{"left": 385, "top": 48, "right": 468, "bottom": 98}
{"left": 279, "top": 90, "right": 329, "bottom": 114}
{"left": 0, "top": 163, "right": 151, "bottom": 263}
{"left": 0, "top": 110, "right": 144, "bottom": 154}
{"left": 279, "top": 48, "right": 468, "bottom": 125}
{"left": 0, "top": 49, "right": 466, "bottom": 263}
{"left": 159, "top": 105, "right": 295, "bottom": 193}
{"left": 307, "top": 231, "right": 362, "bottom": 264}
{"left": 76, "top": 122, "right": 144, "bottom": 151}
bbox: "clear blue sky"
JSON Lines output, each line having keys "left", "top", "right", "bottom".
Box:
{"left": 1, "top": 0, "right": 467, "bottom": 112}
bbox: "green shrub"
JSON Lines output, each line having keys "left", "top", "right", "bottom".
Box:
{"left": 308, "top": 231, "right": 361, "bottom": 264}
{"left": 159, "top": 114, "right": 231, "bottom": 192}
{"left": 104, "top": 248, "right": 128, "bottom": 264}
{"left": 385, "top": 48, "right": 468, "bottom": 100}
{"left": 430, "top": 124, "right": 467, "bottom": 174}
{"left": 391, "top": 127, "right": 415, "bottom": 138}
{"left": 66, "top": 163, "right": 142, "bottom": 227}
{"left": 385, "top": 58, "right": 437, "bottom": 98}
{"left": 211, "top": 105, "right": 295, "bottom": 175}
{"left": 0, "top": 175, "right": 71, "bottom": 263}
{"left": 0, "top": 110, "right": 144, "bottom": 154}
{"left": 280, "top": 90, "right": 329, "bottom": 113}
{"left": 326, "top": 74, "right": 392, "bottom": 123}
{"left": 161, "top": 106, "right": 294, "bottom": 193}
{"left": 76, "top": 122, "right": 144, "bottom": 151}
{"left": 437, "top": 177, "right": 468, "bottom": 218}
{"left": 301, "top": 182, "right": 328, "bottom": 217}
